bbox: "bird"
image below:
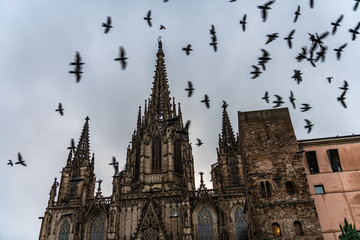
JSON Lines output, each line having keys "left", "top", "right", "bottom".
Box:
{"left": 185, "top": 81, "right": 195, "bottom": 97}
{"left": 69, "top": 52, "right": 85, "bottom": 83}
{"left": 210, "top": 24, "right": 216, "bottom": 35}
{"left": 315, "top": 46, "right": 327, "bottom": 63}
{"left": 70, "top": 52, "right": 85, "bottom": 68}
{"left": 339, "top": 80, "right": 349, "bottom": 91}
{"left": 289, "top": 91, "right": 296, "bottom": 109}
{"left": 265, "top": 33, "right": 279, "bottom": 44}
{"left": 15, "top": 152, "right": 27, "bottom": 167}
{"left": 182, "top": 44, "right": 193, "bottom": 56}
{"left": 307, "top": 51, "right": 317, "bottom": 68}
{"left": 262, "top": 91, "right": 269, "bottom": 103}
{"left": 109, "top": 156, "right": 117, "bottom": 166}
{"left": 300, "top": 103, "right": 312, "bottom": 112}
{"left": 165, "top": 116, "right": 180, "bottom": 126}
{"left": 7, "top": 160, "right": 13, "bottom": 167}
{"left": 102, "top": 16, "right": 113, "bottom": 34}
{"left": 209, "top": 35, "right": 218, "bottom": 52}
{"left": 67, "top": 138, "right": 76, "bottom": 152}
{"left": 295, "top": 47, "right": 307, "bottom": 62}
{"left": 292, "top": 70, "right": 302, "bottom": 84}
{"left": 159, "top": 25, "right": 166, "bottom": 30}
{"left": 222, "top": 100, "right": 228, "bottom": 109}
{"left": 331, "top": 15, "right": 344, "bottom": 35}
{"left": 326, "top": 77, "right": 333, "bottom": 83}
{"left": 293, "top": 5, "right": 301, "bottom": 23}
{"left": 38, "top": 217, "right": 44, "bottom": 220}
{"left": 257, "top": 0, "right": 275, "bottom": 22}
{"left": 201, "top": 94, "right": 210, "bottom": 109}
{"left": 144, "top": 10, "right": 152, "bottom": 27}
{"left": 309, "top": 0, "right": 314, "bottom": 9}
{"left": 196, "top": 138, "right": 203, "bottom": 147}
{"left": 304, "top": 119, "right": 313, "bottom": 134}
{"left": 284, "top": 29, "right": 295, "bottom": 49}
{"left": 239, "top": 14, "right": 247, "bottom": 32}
{"left": 311, "top": 31, "right": 329, "bottom": 52}
{"left": 334, "top": 43, "right": 347, "bottom": 60}
{"left": 258, "top": 49, "right": 271, "bottom": 71}
{"left": 273, "top": 95, "right": 284, "bottom": 108}
{"left": 69, "top": 65, "right": 83, "bottom": 83}
{"left": 55, "top": 103, "right": 64, "bottom": 116}
{"left": 177, "top": 120, "right": 191, "bottom": 135}
{"left": 114, "top": 46, "right": 128, "bottom": 70}
{"left": 250, "top": 65, "right": 262, "bottom": 79}
{"left": 354, "top": 0, "right": 360, "bottom": 11}
{"left": 349, "top": 22, "right": 360, "bottom": 40}
{"left": 337, "top": 91, "right": 347, "bottom": 108}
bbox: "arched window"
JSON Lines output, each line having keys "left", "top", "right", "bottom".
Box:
{"left": 198, "top": 208, "right": 215, "bottom": 240}
{"left": 89, "top": 216, "right": 105, "bottom": 240}
{"left": 286, "top": 181, "right": 295, "bottom": 195}
{"left": 134, "top": 144, "right": 140, "bottom": 179}
{"left": 235, "top": 207, "right": 248, "bottom": 240}
{"left": 294, "top": 221, "right": 304, "bottom": 236}
{"left": 174, "top": 139, "right": 182, "bottom": 174}
{"left": 272, "top": 223, "right": 281, "bottom": 237}
{"left": 58, "top": 219, "right": 70, "bottom": 240}
{"left": 260, "top": 182, "right": 266, "bottom": 196}
{"left": 266, "top": 181, "right": 271, "bottom": 197}
{"left": 152, "top": 137, "right": 162, "bottom": 172}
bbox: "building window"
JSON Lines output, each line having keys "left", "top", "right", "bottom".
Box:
{"left": 294, "top": 221, "right": 304, "bottom": 236}
{"left": 272, "top": 223, "right": 281, "bottom": 237}
{"left": 58, "top": 219, "right": 70, "bottom": 240}
{"left": 327, "top": 149, "right": 342, "bottom": 172}
{"left": 260, "top": 182, "right": 266, "bottom": 196}
{"left": 174, "top": 139, "right": 182, "bottom": 174}
{"left": 235, "top": 207, "right": 248, "bottom": 240}
{"left": 198, "top": 208, "right": 215, "bottom": 240}
{"left": 314, "top": 185, "right": 325, "bottom": 194}
{"left": 152, "top": 137, "right": 162, "bottom": 172}
{"left": 89, "top": 216, "right": 105, "bottom": 240}
{"left": 229, "top": 158, "right": 240, "bottom": 186}
{"left": 305, "top": 151, "right": 320, "bottom": 174}
{"left": 286, "top": 181, "right": 295, "bottom": 195}
{"left": 134, "top": 144, "right": 140, "bottom": 179}
{"left": 266, "top": 181, "right": 271, "bottom": 197}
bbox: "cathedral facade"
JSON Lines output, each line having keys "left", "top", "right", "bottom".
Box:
{"left": 39, "top": 42, "right": 323, "bottom": 240}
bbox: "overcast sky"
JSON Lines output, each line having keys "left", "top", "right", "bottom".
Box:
{"left": 1, "top": 0, "right": 359, "bottom": 239}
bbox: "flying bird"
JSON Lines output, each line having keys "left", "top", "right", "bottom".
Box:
{"left": 201, "top": 94, "right": 210, "bottom": 109}
{"left": 239, "top": 14, "right": 247, "bottom": 32}
{"left": 354, "top": 0, "right": 360, "bottom": 11}
{"left": 159, "top": 25, "right": 166, "bottom": 30}
{"left": 257, "top": 0, "right": 275, "bottom": 22}
{"left": 177, "top": 120, "right": 191, "bottom": 135}
{"left": 331, "top": 15, "right": 344, "bottom": 35}
{"left": 300, "top": 103, "right": 312, "bottom": 112}
{"left": 185, "top": 81, "right": 195, "bottom": 97}
{"left": 7, "top": 160, "right": 13, "bottom": 167}
{"left": 349, "top": 22, "right": 360, "bottom": 40}
{"left": 222, "top": 100, "right": 228, "bottom": 109}
{"left": 102, "top": 16, "right": 113, "bottom": 34}
{"left": 196, "top": 138, "right": 203, "bottom": 147}
{"left": 327, "top": 77, "right": 333, "bottom": 83}
{"left": 210, "top": 24, "right": 216, "bottom": 35}
{"left": 182, "top": 44, "right": 193, "bottom": 56}
{"left": 334, "top": 43, "right": 347, "bottom": 60}
{"left": 307, "top": 51, "right": 317, "bottom": 68}
{"left": 109, "top": 156, "right": 117, "bottom": 166}
{"left": 70, "top": 52, "right": 85, "bottom": 68}
{"left": 69, "top": 65, "right": 83, "bottom": 83}
{"left": 114, "top": 46, "right": 128, "bottom": 70}
{"left": 309, "top": 0, "right": 314, "bottom": 9}
{"left": 337, "top": 91, "right": 347, "bottom": 108}
{"left": 273, "top": 95, "right": 284, "bottom": 108}
{"left": 293, "top": 5, "right": 301, "bottom": 23}
{"left": 258, "top": 49, "right": 271, "bottom": 70}
{"left": 262, "top": 91, "right": 269, "bottom": 103}
{"left": 15, "top": 152, "right": 27, "bottom": 167}
{"left": 289, "top": 91, "right": 296, "bottom": 109}
{"left": 284, "top": 29, "right": 295, "bottom": 49}
{"left": 339, "top": 80, "right": 349, "bottom": 91}
{"left": 292, "top": 69, "right": 302, "bottom": 84}
{"left": 250, "top": 65, "right": 262, "bottom": 79}
{"left": 296, "top": 47, "right": 307, "bottom": 62}
{"left": 209, "top": 35, "right": 218, "bottom": 52}
{"left": 311, "top": 31, "right": 329, "bottom": 52}
{"left": 144, "top": 10, "right": 152, "bottom": 27}
{"left": 67, "top": 138, "right": 76, "bottom": 152}
{"left": 265, "top": 33, "right": 279, "bottom": 44}
{"left": 55, "top": 103, "right": 64, "bottom": 116}
{"left": 304, "top": 119, "right": 313, "bottom": 134}
{"left": 315, "top": 46, "right": 327, "bottom": 63}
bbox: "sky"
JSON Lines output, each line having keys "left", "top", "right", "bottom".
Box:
{"left": 0, "top": 0, "right": 360, "bottom": 239}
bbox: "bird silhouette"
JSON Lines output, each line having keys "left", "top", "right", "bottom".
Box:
{"left": 7, "top": 160, "right": 13, "bottom": 167}
{"left": 55, "top": 103, "right": 64, "bottom": 116}
{"left": 102, "top": 16, "right": 113, "bottom": 34}
{"left": 114, "top": 46, "right": 128, "bottom": 70}
{"left": 349, "top": 22, "right": 360, "bottom": 40}
{"left": 196, "top": 138, "right": 203, "bottom": 147}
{"left": 309, "top": 0, "right": 314, "bottom": 9}
{"left": 15, "top": 152, "right": 27, "bottom": 167}
{"left": 67, "top": 138, "right": 76, "bottom": 152}
{"left": 293, "top": 5, "right": 301, "bottom": 23}
{"left": 257, "top": 0, "right": 275, "bottom": 22}
{"left": 307, "top": 51, "right": 317, "bottom": 68}
{"left": 262, "top": 91, "right": 269, "bottom": 103}
{"left": 300, "top": 103, "right": 312, "bottom": 112}
{"left": 69, "top": 65, "right": 83, "bottom": 83}
{"left": 182, "top": 44, "right": 193, "bottom": 56}
{"left": 222, "top": 100, "right": 229, "bottom": 109}
{"left": 209, "top": 35, "right": 218, "bottom": 52}
{"left": 354, "top": 0, "right": 360, "bottom": 11}
{"left": 331, "top": 15, "right": 344, "bottom": 35}
{"left": 273, "top": 95, "right": 284, "bottom": 108}
{"left": 315, "top": 46, "right": 327, "bottom": 63}
{"left": 159, "top": 25, "right": 166, "bottom": 30}
{"left": 292, "top": 69, "right": 302, "bottom": 84}
{"left": 144, "top": 10, "right": 152, "bottom": 27}
{"left": 201, "top": 94, "right": 210, "bottom": 109}
{"left": 311, "top": 31, "right": 329, "bottom": 52}
{"left": 69, "top": 52, "right": 85, "bottom": 83}
{"left": 109, "top": 156, "right": 117, "bottom": 166}
{"left": 304, "top": 119, "right": 313, "bottom": 134}
{"left": 185, "top": 81, "right": 195, "bottom": 97}
{"left": 210, "top": 24, "right": 216, "bottom": 35}
{"left": 70, "top": 52, "right": 85, "bottom": 68}
{"left": 327, "top": 77, "right": 333, "bottom": 83}
{"left": 339, "top": 80, "right": 349, "bottom": 91}
{"left": 334, "top": 43, "right": 347, "bottom": 60}
{"left": 289, "top": 91, "right": 296, "bottom": 109}
{"left": 177, "top": 120, "right": 191, "bottom": 135}
{"left": 250, "top": 65, "right": 262, "bottom": 79}
{"left": 240, "top": 14, "right": 247, "bottom": 32}
{"left": 296, "top": 47, "right": 307, "bottom": 62}
{"left": 284, "top": 29, "right": 295, "bottom": 49}
{"left": 265, "top": 33, "right": 279, "bottom": 44}
{"left": 337, "top": 91, "right": 347, "bottom": 108}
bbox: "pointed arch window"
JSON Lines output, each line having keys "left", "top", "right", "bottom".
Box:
{"left": 272, "top": 223, "right": 281, "bottom": 237}
{"left": 229, "top": 157, "right": 240, "bottom": 186}
{"left": 88, "top": 216, "right": 105, "bottom": 240}
{"left": 198, "top": 208, "right": 215, "bottom": 240}
{"left": 294, "top": 221, "right": 304, "bottom": 236}
{"left": 152, "top": 137, "right": 162, "bottom": 172}
{"left": 235, "top": 207, "right": 248, "bottom": 240}
{"left": 58, "top": 219, "right": 70, "bottom": 240}
{"left": 134, "top": 143, "right": 140, "bottom": 179}
{"left": 174, "top": 139, "right": 182, "bottom": 174}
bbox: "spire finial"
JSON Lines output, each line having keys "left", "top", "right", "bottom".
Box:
{"left": 222, "top": 100, "right": 228, "bottom": 109}
{"left": 85, "top": 116, "right": 90, "bottom": 121}
{"left": 158, "top": 36, "right": 162, "bottom": 49}
{"left": 199, "top": 172, "right": 204, "bottom": 185}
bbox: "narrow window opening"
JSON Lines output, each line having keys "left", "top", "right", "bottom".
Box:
{"left": 305, "top": 151, "right": 320, "bottom": 174}
{"left": 286, "top": 181, "right": 295, "bottom": 195}
{"left": 272, "top": 223, "right": 281, "bottom": 237}
{"left": 294, "top": 221, "right": 304, "bottom": 236}
{"left": 327, "top": 149, "right": 342, "bottom": 172}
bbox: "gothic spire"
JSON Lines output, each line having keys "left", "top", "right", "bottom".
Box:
{"left": 219, "top": 102, "right": 237, "bottom": 153}
{"left": 73, "top": 116, "right": 91, "bottom": 165}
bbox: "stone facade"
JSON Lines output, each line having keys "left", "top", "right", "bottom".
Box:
{"left": 39, "top": 41, "right": 323, "bottom": 240}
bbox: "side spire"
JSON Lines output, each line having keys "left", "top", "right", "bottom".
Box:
{"left": 73, "top": 116, "right": 91, "bottom": 164}
{"left": 219, "top": 102, "right": 237, "bottom": 153}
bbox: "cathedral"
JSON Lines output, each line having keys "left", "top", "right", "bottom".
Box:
{"left": 39, "top": 41, "right": 323, "bottom": 240}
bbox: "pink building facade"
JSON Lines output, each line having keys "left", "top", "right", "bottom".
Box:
{"left": 299, "top": 135, "right": 360, "bottom": 240}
